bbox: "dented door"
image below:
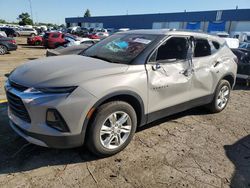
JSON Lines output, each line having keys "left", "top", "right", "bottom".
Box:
{"left": 146, "top": 60, "right": 192, "bottom": 114}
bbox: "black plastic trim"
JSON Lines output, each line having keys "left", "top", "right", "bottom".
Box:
{"left": 147, "top": 94, "right": 214, "bottom": 124}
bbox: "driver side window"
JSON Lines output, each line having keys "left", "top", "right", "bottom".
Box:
{"left": 150, "top": 37, "right": 188, "bottom": 63}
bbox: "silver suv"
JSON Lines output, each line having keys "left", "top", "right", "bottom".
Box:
{"left": 16, "top": 28, "right": 37, "bottom": 37}
{"left": 5, "top": 30, "right": 237, "bottom": 156}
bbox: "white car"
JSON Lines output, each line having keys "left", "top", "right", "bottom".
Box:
{"left": 211, "top": 31, "right": 239, "bottom": 49}
{"left": 16, "top": 28, "right": 37, "bottom": 37}
{"left": 95, "top": 32, "right": 109, "bottom": 39}
{"left": 64, "top": 36, "right": 99, "bottom": 47}
{"left": 0, "top": 31, "right": 7, "bottom": 37}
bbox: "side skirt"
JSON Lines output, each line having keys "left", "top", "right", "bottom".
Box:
{"left": 146, "top": 94, "right": 214, "bottom": 125}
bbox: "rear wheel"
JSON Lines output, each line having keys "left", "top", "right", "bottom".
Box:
{"left": 30, "top": 33, "right": 35, "bottom": 37}
{"left": 207, "top": 80, "right": 231, "bottom": 113}
{"left": 35, "top": 41, "right": 41, "bottom": 46}
{"left": 0, "top": 45, "right": 7, "bottom": 55}
{"left": 87, "top": 101, "right": 137, "bottom": 157}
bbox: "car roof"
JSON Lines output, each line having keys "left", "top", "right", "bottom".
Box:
{"left": 122, "top": 29, "right": 225, "bottom": 44}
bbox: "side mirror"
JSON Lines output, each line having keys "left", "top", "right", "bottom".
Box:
{"left": 152, "top": 63, "right": 161, "bottom": 71}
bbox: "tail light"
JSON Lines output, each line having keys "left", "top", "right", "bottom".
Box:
{"left": 9, "top": 40, "right": 16, "bottom": 44}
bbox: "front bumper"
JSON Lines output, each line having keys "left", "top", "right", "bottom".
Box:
{"left": 9, "top": 120, "right": 84, "bottom": 148}
{"left": 5, "top": 80, "right": 96, "bottom": 148}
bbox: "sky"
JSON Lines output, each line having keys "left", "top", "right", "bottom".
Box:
{"left": 0, "top": 0, "right": 250, "bottom": 25}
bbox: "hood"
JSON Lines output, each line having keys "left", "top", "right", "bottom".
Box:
{"left": 10, "top": 55, "right": 128, "bottom": 87}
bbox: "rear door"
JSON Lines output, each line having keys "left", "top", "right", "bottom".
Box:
{"left": 146, "top": 36, "right": 193, "bottom": 118}
{"left": 190, "top": 38, "right": 219, "bottom": 100}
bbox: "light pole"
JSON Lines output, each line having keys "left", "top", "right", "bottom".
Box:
{"left": 28, "top": 0, "right": 33, "bottom": 25}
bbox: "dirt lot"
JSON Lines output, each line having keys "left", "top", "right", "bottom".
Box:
{"left": 0, "top": 38, "right": 250, "bottom": 188}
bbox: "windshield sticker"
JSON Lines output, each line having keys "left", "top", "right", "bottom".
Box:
{"left": 133, "top": 38, "right": 152, "bottom": 44}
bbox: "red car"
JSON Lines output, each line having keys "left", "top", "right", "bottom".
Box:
{"left": 43, "top": 32, "right": 66, "bottom": 49}
{"left": 87, "top": 33, "right": 100, "bottom": 39}
{"left": 27, "top": 35, "right": 43, "bottom": 46}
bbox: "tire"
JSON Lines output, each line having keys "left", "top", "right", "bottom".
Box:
{"left": 0, "top": 45, "right": 7, "bottom": 55}
{"left": 87, "top": 101, "right": 137, "bottom": 157}
{"left": 207, "top": 80, "right": 231, "bottom": 113}
{"left": 35, "top": 41, "right": 41, "bottom": 46}
{"left": 30, "top": 33, "right": 35, "bottom": 37}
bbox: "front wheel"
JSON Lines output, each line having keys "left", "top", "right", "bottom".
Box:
{"left": 207, "top": 80, "right": 231, "bottom": 113}
{"left": 87, "top": 101, "right": 137, "bottom": 157}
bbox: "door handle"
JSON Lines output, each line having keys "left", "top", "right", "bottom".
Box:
{"left": 180, "top": 69, "right": 194, "bottom": 77}
{"left": 214, "top": 61, "right": 222, "bottom": 67}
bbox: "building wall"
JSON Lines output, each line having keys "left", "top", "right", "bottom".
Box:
{"left": 65, "top": 9, "right": 250, "bottom": 33}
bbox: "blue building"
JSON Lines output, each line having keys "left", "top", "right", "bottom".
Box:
{"left": 65, "top": 9, "right": 250, "bottom": 33}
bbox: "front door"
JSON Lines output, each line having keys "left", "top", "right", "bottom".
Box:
{"left": 146, "top": 36, "right": 194, "bottom": 121}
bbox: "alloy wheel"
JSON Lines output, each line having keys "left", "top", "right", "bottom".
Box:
{"left": 216, "top": 85, "right": 230, "bottom": 110}
{"left": 100, "top": 111, "right": 132, "bottom": 150}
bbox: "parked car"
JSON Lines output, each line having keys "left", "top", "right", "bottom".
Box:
{"left": 27, "top": 35, "right": 43, "bottom": 46}
{"left": 43, "top": 32, "right": 66, "bottom": 49}
{"left": 212, "top": 31, "right": 239, "bottom": 49}
{"left": 0, "top": 31, "right": 7, "bottom": 37}
{"left": 0, "top": 27, "right": 17, "bottom": 37}
{"left": 46, "top": 39, "right": 99, "bottom": 56}
{"left": 231, "top": 42, "right": 250, "bottom": 84}
{"left": 16, "top": 28, "right": 37, "bottom": 37}
{"left": 46, "top": 44, "right": 92, "bottom": 56}
{"left": 232, "top": 32, "right": 250, "bottom": 43}
{"left": 5, "top": 30, "right": 237, "bottom": 156}
{"left": 87, "top": 33, "right": 100, "bottom": 39}
{"left": 0, "top": 37, "right": 17, "bottom": 55}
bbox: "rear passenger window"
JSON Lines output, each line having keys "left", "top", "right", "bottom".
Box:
{"left": 212, "top": 41, "right": 220, "bottom": 50}
{"left": 194, "top": 39, "right": 211, "bottom": 57}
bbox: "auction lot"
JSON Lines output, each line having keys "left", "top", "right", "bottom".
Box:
{"left": 0, "top": 37, "right": 250, "bottom": 188}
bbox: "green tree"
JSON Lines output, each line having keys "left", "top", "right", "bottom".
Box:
{"left": 17, "top": 12, "right": 33, "bottom": 26}
{"left": 0, "top": 19, "right": 7, "bottom": 24}
{"left": 84, "top": 9, "right": 91, "bottom": 17}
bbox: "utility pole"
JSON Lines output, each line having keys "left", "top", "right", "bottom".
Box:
{"left": 28, "top": 0, "right": 34, "bottom": 25}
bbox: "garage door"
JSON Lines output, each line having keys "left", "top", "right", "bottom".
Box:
{"left": 207, "top": 21, "right": 226, "bottom": 32}
{"left": 186, "top": 22, "right": 201, "bottom": 30}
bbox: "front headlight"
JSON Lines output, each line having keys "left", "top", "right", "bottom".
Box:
{"left": 24, "top": 86, "right": 77, "bottom": 94}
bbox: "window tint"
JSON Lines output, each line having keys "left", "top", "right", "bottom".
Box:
{"left": 155, "top": 37, "right": 188, "bottom": 62}
{"left": 194, "top": 39, "right": 211, "bottom": 57}
{"left": 52, "top": 33, "right": 59, "bottom": 38}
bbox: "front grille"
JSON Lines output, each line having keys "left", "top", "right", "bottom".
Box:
{"left": 6, "top": 91, "right": 31, "bottom": 123}
{"left": 9, "top": 80, "right": 28, "bottom": 92}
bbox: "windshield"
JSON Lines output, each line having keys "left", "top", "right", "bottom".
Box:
{"left": 83, "top": 33, "right": 158, "bottom": 64}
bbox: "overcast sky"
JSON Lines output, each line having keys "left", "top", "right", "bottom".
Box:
{"left": 0, "top": 0, "right": 250, "bottom": 24}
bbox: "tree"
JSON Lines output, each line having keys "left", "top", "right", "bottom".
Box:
{"left": 0, "top": 19, "right": 7, "bottom": 24}
{"left": 84, "top": 9, "right": 91, "bottom": 17}
{"left": 17, "top": 12, "right": 33, "bottom": 26}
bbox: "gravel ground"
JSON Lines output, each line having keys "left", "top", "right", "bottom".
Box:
{"left": 0, "top": 38, "right": 249, "bottom": 188}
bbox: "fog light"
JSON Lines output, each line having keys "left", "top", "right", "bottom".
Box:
{"left": 46, "top": 109, "right": 70, "bottom": 132}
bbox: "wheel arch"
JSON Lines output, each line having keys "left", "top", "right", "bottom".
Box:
{"left": 80, "top": 91, "right": 146, "bottom": 144}
{"left": 222, "top": 73, "right": 235, "bottom": 88}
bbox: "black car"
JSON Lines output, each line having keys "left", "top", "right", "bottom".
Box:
{"left": 231, "top": 42, "right": 250, "bottom": 84}
{"left": 0, "top": 37, "right": 17, "bottom": 55}
{"left": 0, "top": 27, "right": 17, "bottom": 37}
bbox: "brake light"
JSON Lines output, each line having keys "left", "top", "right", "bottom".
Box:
{"left": 9, "top": 40, "right": 16, "bottom": 44}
